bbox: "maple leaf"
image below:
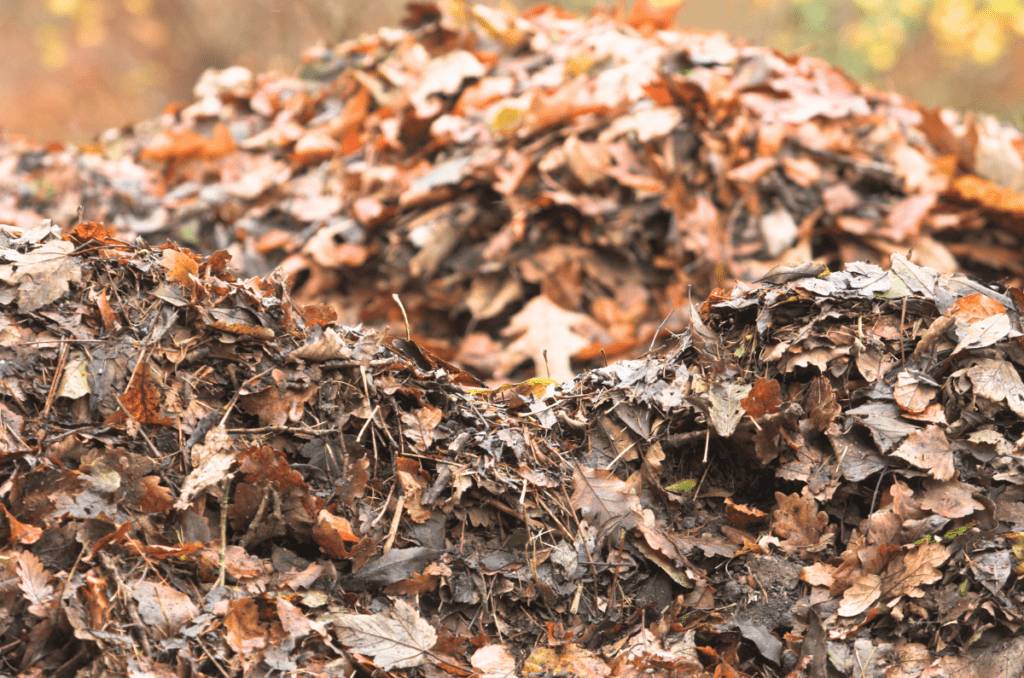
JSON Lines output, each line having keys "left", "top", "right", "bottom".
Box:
{"left": 332, "top": 599, "right": 437, "bottom": 671}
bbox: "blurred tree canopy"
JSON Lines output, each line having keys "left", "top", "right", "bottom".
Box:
{"left": 1, "top": 0, "right": 1021, "bottom": 143}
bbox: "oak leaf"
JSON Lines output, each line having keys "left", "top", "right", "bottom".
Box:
{"left": 500, "top": 296, "right": 599, "bottom": 382}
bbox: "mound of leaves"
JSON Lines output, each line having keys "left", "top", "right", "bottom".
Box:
{"left": 3, "top": 2, "right": 1024, "bottom": 385}
{"left": 3, "top": 218, "right": 1024, "bottom": 677}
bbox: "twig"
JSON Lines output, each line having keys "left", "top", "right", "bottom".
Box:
{"left": 382, "top": 495, "right": 405, "bottom": 553}
{"left": 693, "top": 450, "right": 716, "bottom": 499}
{"left": 899, "top": 296, "right": 907, "bottom": 366}
{"left": 225, "top": 424, "right": 334, "bottom": 435}
{"left": 649, "top": 308, "right": 675, "bottom": 353}
{"left": 864, "top": 469, "right": 889, "bottom": 537}
{"left": 115, "top": 398, "right": 163, "bottom": 458}
{"left": 609, "top": 531, "right": 625, "bottom": 606}
{"left": 214, "top": 474, "right": 234, "bottom": 591}
{"left": 41, "top": 342, "right": 69, "bottom": 418}
{"left": 392, "top": 294, "right": 411, "bottom": 340}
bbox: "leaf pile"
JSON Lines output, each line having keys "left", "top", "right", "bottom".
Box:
{"left": 3, "top": 213, "right": 1024, "bottom": 677}
{"left": 3, "top": 2, "right": 1024, "bottom": 385}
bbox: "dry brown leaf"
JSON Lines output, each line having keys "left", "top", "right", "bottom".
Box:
{"left": 133, "top": 581, "right": 199, "bottom": 638}
{"left": 919, "top": 479, "right": 985, "bottom": 519}
{"left": 773, "top": 491, "right": 829, "bottom": 554}
{"left": 0, "top": 240, "right": 82, "bottom": 312}
{"left": 500, "top": 295, "right": 598, "bottom": 382}
{"left": 949, "top": 292, "right": 1008, "bottom": 322}
{"left": 805, "top": 375, "right": 840, "bottom": 432}
{"left": 953, "top": 314, "right": 1014, "bottom": 354}
{"left": 471, "top": 644, "right": 518, "bottom": 678}
{"left": 571, "top": 466, "right": 643, "bottom": 534}
{"left": 175, "top": 423, "right": 236, "bottom": 509}
{"left": 313, "top": 510, "right": 361, "bottom": 559}
{"left": 741, "top": 377, "right": 782, "bottom": 419}
{"left": 966, "top": 358, "right": 1024, "bottom": 416}
{"left": 890, "top": 425, "right": 955, "bottom": 481}
{"left": 800, "top": 562, "right": 836, "bottom": 587}
{"left": 523, "top": 643, "right": 611, "bottom": 677}
{"left": 289, "top": 327, "right": 353, "bottom": 362}
{"left": 17, "top": 550, "right": 53, "bottom": 616}
{"left": 883, "top": 540, "right": 949, "bottom": 599}
{"left": 119, "top": 362, "right": 175, "bottom": 426}
{"left": 837, "top": 573, "right": 882, "bottom": 617}
{"left": 893, "top": 371, "right": 939, "bottom": 414}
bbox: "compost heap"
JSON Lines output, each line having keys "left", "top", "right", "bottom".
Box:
{"left": 2, "top": 219, "right": 1024, "bottom": 677}
{"left": 2, "top": 2, "right": 1024, "bottom": 386}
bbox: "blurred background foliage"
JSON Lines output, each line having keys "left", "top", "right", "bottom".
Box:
{"left": 2, "top": 0, "right": 1022, "bottom": 143}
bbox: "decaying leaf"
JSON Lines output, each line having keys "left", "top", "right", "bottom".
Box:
{"left": 890, "top": 425, "right": 955, "bottom": 481}
{"left": 500, "top": 296, "right": 600, "bottom": 382}
{"left": 331, "top": 599, "right": 437, "bottom": 670}
{"left": 571, "top": 466, "right": 643, "bottom": 535}
{"left": 176, "top": 423, "right": 236, "bottom": 509}
{"left": 837, "top": 574, "right": 882, "bottom": 617}
{"left": 0, "top": 239, "right": 82, "bottom": 312}
{"left": 773, "top": 491, "right": 830, "bottom": 554}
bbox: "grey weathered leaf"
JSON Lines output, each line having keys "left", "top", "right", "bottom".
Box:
{"left": 967, "top": 358, "right": 1024, "bottom": 416}
{"left": 332, "top": 599, "right": 437, "bottom": 670}
{"left": 708, "top": 381, "right": 751, "bottom": 437}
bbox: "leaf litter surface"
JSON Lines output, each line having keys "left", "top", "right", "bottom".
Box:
{"left": 2, "top": 2, "right": 1024, "bottom": 384}
{"left": 2, "top": 2, "right": 1024, "bottom": 677}
{"left": 3, "top": 219, "right": 1024, "bottom": 677}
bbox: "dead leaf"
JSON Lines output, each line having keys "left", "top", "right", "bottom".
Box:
{"left": 883, "top": 541, "right": 949, "bottom": 599}
{"left": 132, "top": 581, "right": 199, "bottom": 638}
{"left": 523, "top": 643, "right": 611, "bottom": 677}
{"left": 17, "top": 551, "right": 53, "bottom": 616}
{"left": 919, "top": 479, "right": 985, "bottom": 519}
{"left": 331, "top": 599, "right": 437, "bottom": 671}
{"left": 471, "top": 644, "right": 518, "bottom": 678}
{"left": 893, "top": 371, "right": 939, "bottom": 414}
{"left": 837, "top": 573, "right": 882, "bottom": 617}
{"left": 773, "top": 491, "right": 829, "bottom": 554}
{"left": 500, "top": 296, "right": 599, "bottom": 382}
{"left": 890, "top": 425, "right": 955, "bottom": 481}
{"left": 0, "top": 240, "right": 82, "bottom": 312}
{"left": 175, "top": 423, "right": 236, "bottom": 509}
{"left": 571, "top": 466, "right": 643, "bottom": 535}
{"left": 966, "top": 358, "right": 1024, "bottom": 417}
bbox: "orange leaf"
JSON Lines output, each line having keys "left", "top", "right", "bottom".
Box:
{"left": 626, "top": 0, "right": 684, "bottom": 32}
